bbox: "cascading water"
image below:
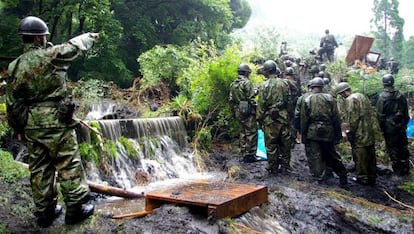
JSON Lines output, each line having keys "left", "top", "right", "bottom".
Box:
{"left": 82, "top": 117, "right": 205, "bottom": 190}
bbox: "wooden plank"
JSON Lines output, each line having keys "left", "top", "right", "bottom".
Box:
{"left": 345, "top": 35, "right": 375, "bottom": 66}
{"left": 145, "top": 181, "right": 268, "bottom": 219}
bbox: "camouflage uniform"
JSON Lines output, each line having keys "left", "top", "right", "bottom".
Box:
{"left": 319, "top": 32, "right": 338, "bottom": 63}
{"left": 229, "top": 74, "right": 257, "bottom": 159}
{"left": 257, "top": 74, "right": 291, "bottom": 172}
{"left": 377, "top": 86, "right": 410, "bottom": 176}
{"left": 300, "top": 89, "right": 347, "bottom": 183}
{"left": 285, "top": 76, "right": 301, "bottom": 147}
{"left": 6, "top": 33, "right": 96, "bottom": 215}
{"left": 344, "top": 92, "right": 377, "bottom": 184}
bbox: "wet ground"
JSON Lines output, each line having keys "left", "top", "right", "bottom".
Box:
{"left": 1, "top": 143, "right": 413, "bottom": 233}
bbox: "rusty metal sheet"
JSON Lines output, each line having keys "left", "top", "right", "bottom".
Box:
{"left": 145, "top": 181, "right": 268, "bottom": 219}
{"left": 345, "top": 35, "right": 375, "bottom": 66}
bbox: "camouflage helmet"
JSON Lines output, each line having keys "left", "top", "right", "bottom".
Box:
{"left": 18, "top": 16, "right": 50, "bottom": 35}
{"left": 319, "top": 63, "right": 327, "bottom": 71}
{"left": 237, "top": 63, "right": 251, "bottom": 74}
{"left": 285, "top": 67, "right": 295, "bottom": 75}
{"left": 382, "top": 74, "right": 394, "bottom": 86}
{"left": 262, "top": 60, "right": 278, "bottom": 73}
{"left": 335, "top": 82, "right": 351, "bottom": 94}
{"left": 310, "top": 77, "right": 324, "bottom": 87}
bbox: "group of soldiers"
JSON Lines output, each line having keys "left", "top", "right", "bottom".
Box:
{"left": 229, "top": 59, "right": 411, "bottom": 188}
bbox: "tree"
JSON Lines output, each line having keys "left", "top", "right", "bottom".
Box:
{"left": 371, "top": 0, "right": 405, "bottom": 61}
{"left": 110, "top": 0, "right": 251, "bottom": 76}
{"left": 403, "top": 36, "right": 414, "bottom": 69}
{"left": 0, "top": 0, "right": 251, "bottom": 88}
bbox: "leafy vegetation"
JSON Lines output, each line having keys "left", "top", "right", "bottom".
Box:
{"left": 0, "top": 0, "right": 251, "bottom": 88}
{"left": 119, "top": 136, "right": 138, "bottom": 159}
{"left": 0, "top": 150, "right": 28, "bottom": 183}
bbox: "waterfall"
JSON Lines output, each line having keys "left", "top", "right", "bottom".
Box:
{"left": 81, "top": 117, "right": 199, "bottom": 189}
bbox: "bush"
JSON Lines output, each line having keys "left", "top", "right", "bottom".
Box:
{"left": 0, "top": 150, "right": 29, "bottom": 183}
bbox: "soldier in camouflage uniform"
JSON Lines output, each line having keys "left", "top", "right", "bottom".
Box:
{"left": 336, "top": 82, "right": 377, "bottom": 185}
{"left": 229, "top": 63, "right": 258, "bottom": 163}
{"left": 299, "top": 77, "right": 348, "bottom": 186}
{"left": 284, "top": 67, "right": 301, "bottom": 147}
{"left": 257, "top": 60, "right": 292, "bottom": 174}
{"left": 6, "top": 16, "right": 98, "bottom": 227}
{"left": 377, "top": 74, "right": 410, "bottom": 176}
{"left": 319, "top": 29, "right": 338, "bottom": 63}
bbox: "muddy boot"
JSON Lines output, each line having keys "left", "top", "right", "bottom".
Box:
{"left": 242, "top": 154, "right": 258, "bottom": 163}
{"left": 36, "top": 205, "right": 62, "bottom": 228}
{"left": 65, "top": 204, "right": 94, "bottom": 225}
{"left": 339, "top": 176, "right": 349, "bottom": 189}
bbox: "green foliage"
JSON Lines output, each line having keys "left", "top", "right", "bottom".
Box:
{"left": 72, "top": 79, "right": 106, "bottom": 101}
{"left": 79, "top": 142, "right": 99, "bottom": 163}
{"left": 72, "top": 79, "right": 106, "bottom": 119}
{"left": 196, "top": 127, "right": 212, "bottom": 150}
{"left": 105, "top": 140, "right": 118, "bottom": 159}
{"left": 186, "top": 44, "right": 242, "bottom": 115}
{"left": 403, "top": 36, "right": 414, "bottom": 69}
{"left": 138, "top": 45, "right": 191, "bottom": 90}
{"left": 346, "top": 71, "right": 383, "bottom": 96}
{"left": 0, "top": 150, "right": 29, "bottom": 183}
{"left": 371, "top": 0, "right": 404, "bottom": 60}
{"left": 326, "top": 60, "right": 350, "bottom": 83}
{"left": 399, "top": 181, "right": 414, "bottom": 196}
{"left": 0, "top": 120, "right": 9, "bottom": 140}
{"left": 119, "top": 136, "right": 138, "bottom": 159}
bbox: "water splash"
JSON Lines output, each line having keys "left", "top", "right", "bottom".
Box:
{"left": 83, "top": 117, "right": 202, "bottom": 189}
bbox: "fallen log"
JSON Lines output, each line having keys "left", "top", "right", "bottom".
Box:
{"left": 111, "top": 210, "right": 152, "bottom": 219}
{"left": 15, "top": 161, "right": 145, "bottom": 199}
{"left": 88, "top": 181, "right": 145, "bottom": 199}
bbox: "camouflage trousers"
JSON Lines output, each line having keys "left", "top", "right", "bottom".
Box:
{"left": 383, "top": 133, "right": 410, "bottom": 176}
{"left": 238, "top": 113, "right": 258, "bottom": 157}
{"left": 304, "top": 140, "right": 347, "bottom": 181}
{"left": 350, "top": 143, "right": 376, "bottom": 184}
{"left": 25, "top": 127, "right": 90, "bottom": 214}
{"left": 263, "top": 121, "right": 291, "bottom": 171}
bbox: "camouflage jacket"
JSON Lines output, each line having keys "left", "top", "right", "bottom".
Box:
{"left": 6, "top": 33, "right": 97, "bottom": 130}
{"left": 300, "top": 90, "right": 341, "bottom": 143}
{"left": 257, "top": 74, "right": 290, "bottom": 125}
{"left": 229, "top": 74, "right": 256, "bottom": 112}
{"left": 376, "top": 87, "right": 409, "bottom": 134}
{"left": 344, "top": 92, "right": 376, "bottom": 146}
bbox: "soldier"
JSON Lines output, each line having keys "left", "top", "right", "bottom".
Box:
{"left": 293, "top": 80, "right": 313, "bottom": 143}
{"left": 336, "top": 82, "right": 377, "bottom": 185}
{"left": 6, "top": 16, "right": 98, "bottom": 227}
{"left": 229, "top": 63, "right": 258, "bottom": 163}
{"left": 257, "top": 60, "right": 292, "bottom": 174}
{"left": 387, "top": 57, "right": 400, "bottom": 75}
{"left": 284, "top": 67, "right": 301, "bottom": 148}
{"left": 377, "top": 74, "right": 410, "bottom": 176}
{"left": 319, "top": 29, "right": 338, "bottom": 63}
{"left": 299, "top": 77, "right": 348, "bottom": 186}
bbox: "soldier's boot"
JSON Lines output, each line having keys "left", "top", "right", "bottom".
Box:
{"left": 65, "top": 203, "right": 94, "bottom": 225}
{"left": 36, "top": 205, "right": 62, "bottom": 228}
{"left": 242, "top": 154, "right": 258, "bottom": 163}
{"left": 339, "top": 175, "right": 349, "bottom": 189}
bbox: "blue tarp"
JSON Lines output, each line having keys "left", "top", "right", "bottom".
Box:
{"left": 407, "top": 119, "right": 414, "bottom": 137}
{"left": 256, "top": 129, "right": 267, "bottom": 160}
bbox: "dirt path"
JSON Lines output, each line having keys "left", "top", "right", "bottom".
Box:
{"left": 0, "top": 143, "right": 413, "bottom": 233}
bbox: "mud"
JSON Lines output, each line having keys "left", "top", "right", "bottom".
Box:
{"left": 0, "top": 142, "right": 413, "bottom": 233}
